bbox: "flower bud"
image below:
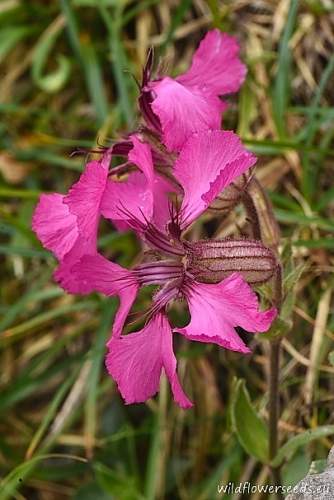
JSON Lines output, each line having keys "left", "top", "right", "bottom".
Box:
{"left": 185, "top": 238, "right": 277, "bottom": 285}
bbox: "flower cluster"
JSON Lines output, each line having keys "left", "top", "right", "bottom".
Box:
{"left": 32, "top": 30, "right": 277, "bottom": 408}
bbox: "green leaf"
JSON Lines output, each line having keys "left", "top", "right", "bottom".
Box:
{"left": 271, "top": 426, "right": 334, "bottom": 467}
{"left": 231, "top": 379, "right": 269, "bottom": 463}
{"left": 282, "top": 450, "right": 310, "bottom": 489}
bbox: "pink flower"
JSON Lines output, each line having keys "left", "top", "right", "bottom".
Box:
{"left": 32, "top": 32, "right": 277, "bottom": 409}
{"left": 140, "top": 30, "right": 246, "bottom": 151}
{"left": 69, "top": 130, "right": 277, "bottom": 408}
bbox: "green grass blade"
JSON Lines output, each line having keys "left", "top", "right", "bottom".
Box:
{"left": 274, "top": 208, "right": 334, "bottom": 232}
{"left": 0, "top": 188, "right": 41, "bottom": 199}
{"left": 98, "top": 4, "right": 134, "bottom": 126}
{"left": 80, "top": 41, "right": 109, "bottom": 124}
{"left": 272, "top": 0, "right": 299, "bottom": 137}
{"left": 301, "top": 51, "right": 334, "bottom": 201}
{"left": 0, "top": 244, "right": 49, "bottom": 258}
{"left": 25, "top": 370, "right": 78, "bottom": 458}
{"left": 160, "top": 0, "right": 193, "bottom": 52}
{"left": 0, "top": 453, "right": 88, "bottom": 500}
{"left": 0, "top": 286, "right": 63, "bottom": 331}
{"left": 85, "top": 299, "right": 117, "bottom": 456}
{"left": 1, "top": 301, "right": 96, "bottom": 346}
{"left": 60, "top": 0, "right": 109, "bottom": 125}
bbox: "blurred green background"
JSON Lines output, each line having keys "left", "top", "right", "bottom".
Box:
{"left": 1, "top": 0, "right": 334, "bottom": 499}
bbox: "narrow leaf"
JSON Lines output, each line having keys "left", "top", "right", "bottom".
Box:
{"left": 272, "top": 426, "right": 334, "bottom": 467}
{"left": 231, "top": 379, "right": 269, "bottom": 463}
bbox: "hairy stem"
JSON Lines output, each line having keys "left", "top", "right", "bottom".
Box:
{"left": 268, "top": 265, "right": 283, "bottom": 498}
{"left": 269, "top": 340, "right": 283, "bottom": 498}
{"left": 243, "top": 178, "right": 283, "bottom": 495}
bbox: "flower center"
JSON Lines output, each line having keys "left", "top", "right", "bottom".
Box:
{"left": 134, "top": 260, "right": 184, "bottom": 286}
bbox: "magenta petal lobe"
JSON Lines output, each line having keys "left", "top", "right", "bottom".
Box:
{"left": 150, "top": 78, "right": 225, "bottom": 151}
{"left": 64, "top": 159, "right": 108, "bottom": 236}
{"left": 71, "top": 253, "right": 139, "bottom": 337}
{"left": 175, "top": 273, "right": 276, "bottom": 353}
{"left": 177, "top": 29, "right": 247, "bottom": 96}
{"left": 106, "top": 313, "right": 193, "bottom": 409}
{"left": 32, "top": 193, "right": 78, "bottom": 260}
{"left": 128, "top": 134, "right": 154, "bottom": 183}
{"left": 174, "top": 130, "right": 256, "bottom": 228}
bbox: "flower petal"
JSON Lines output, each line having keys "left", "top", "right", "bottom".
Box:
{"left": 101, "top": 172, "right": 176, "bottom": 232}
{"left": 102, "top": 137, "right": 177, "bottom": 230}
{"left": 177, "top": 30, "right": 246, "bottom": 96}
{"left": 33, "top": 156, "right": 111, "bottom": 294}
{"left": 101, "top": 138, "right": 156, "bottom": 226}
{"left": 32, "top": 193, "right": 78, "bottom": 260}
{"left": 173, "top": 130, "right": 256, "bottom": 228}
{"left": 106, "top": 312, "right": 193, "bottom": 408}
{"left": 68, "top": 252, "right": 133, "bottom": 295}
{"left": 150, "top": 77, "right": 225, "bottom": 151}
{"left": 151, "top": 174, "right": 177, "bottom": 230}
{"left": 64, "top": 159, "right": 109, "bottom": 236}
{"left": 53, "top": 233, "right": 96, "bottom": 293}
{"left": 71, "top": 253, "right": 139, "bottom": 337}
{"left": 33, "top": 155, "right": 110, "bottom": 271}
{"left": 175, "top": 273, "right": 276, "bottom": 353}
{"left": 101, "top": 171, "right": 154, "bottom": 225}
{"left": 128, "top": 135, "right": 154, "bottom": 183}
{"left": 113, "top": 286, "right": 139, "bottom": 339}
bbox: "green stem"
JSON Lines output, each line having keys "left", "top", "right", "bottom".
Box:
{"left": 269, "top": 340, "right": 283, "bottom": 498}
{"left": 269, "top": 265, "right": 283, "bottom": 498}
{"left": 243, "top": 178, "right": 283, "bottom": 496}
